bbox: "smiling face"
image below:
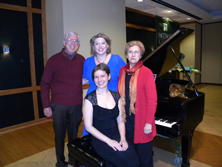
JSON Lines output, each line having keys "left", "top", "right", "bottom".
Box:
{"left": 93, "top": 37, "right": 109, "bottom": 56}
{"left": 63, "top": 34, "right": 79, "bottom": 55}
{"left": 126, "top": 45, "right": 142, "bottom": 69}
{"left": 93, "top": 69, "right": 110, "bottom": 89}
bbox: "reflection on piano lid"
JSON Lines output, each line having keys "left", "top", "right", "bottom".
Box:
{"left": 153, "top": 74, "right": 157, "bottom": 81}
{"left": 143, "top": 27, "right": 194, "bottom": 78}
{"left": 143, "top": 27, "right": 199, "bottom": 96}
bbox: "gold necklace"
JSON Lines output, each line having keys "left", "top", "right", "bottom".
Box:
{"left": 95, "top": 55, "right": 107, "bottom": 64}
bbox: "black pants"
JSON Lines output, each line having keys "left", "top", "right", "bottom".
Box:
{"left": 125, "top": 120, "right": 154, "bottom": 167}
{"left": 134, "top": 141, "right": 153, "bottom": 167}
{"left": 51, "top": 103, "right": 82, "bottom": 167}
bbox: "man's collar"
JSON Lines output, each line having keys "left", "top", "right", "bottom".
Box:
{"left": 62, "top": 49, "right": 77, "bottom": 59}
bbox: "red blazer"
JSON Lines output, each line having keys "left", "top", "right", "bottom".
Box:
{"left": 119, "top": 65, "right": 157, "bottom": 143}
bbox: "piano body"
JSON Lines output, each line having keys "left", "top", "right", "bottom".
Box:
{"left": 143, "top": 28, "right": 205, "bottom": 167}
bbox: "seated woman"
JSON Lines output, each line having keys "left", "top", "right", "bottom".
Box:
{"left": 83, "top": 63, "right": 140, "bottom": 167}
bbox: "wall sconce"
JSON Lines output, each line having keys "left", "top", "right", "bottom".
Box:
{"left": 3, "top": 47, "right": 10, "bottom": 54}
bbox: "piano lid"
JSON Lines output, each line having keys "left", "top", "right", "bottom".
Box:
{"left": 143, "top": 27, "right": 194, "bottom": 78}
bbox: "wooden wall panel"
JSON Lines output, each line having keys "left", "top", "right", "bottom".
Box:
{"left": 0, "top": 0, "right": 49, "bottom": 131}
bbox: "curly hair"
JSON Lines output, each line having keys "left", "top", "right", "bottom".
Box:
{"left": 90, "top": 33, "right": 111, "bottom": 55}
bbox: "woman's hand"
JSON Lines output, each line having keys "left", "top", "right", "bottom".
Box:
{"left": 119, "top": 139, "right": 128, "bottom": 151}
{"left": 144, "top": 123, "right": 152, "bottom": 134}
{"left": 107, "top": 139, "right": 123, "bottom": 151}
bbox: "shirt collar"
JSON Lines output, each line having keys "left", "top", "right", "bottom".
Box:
{"left": 62, "top": 48, "right": 77, "bottom": 60}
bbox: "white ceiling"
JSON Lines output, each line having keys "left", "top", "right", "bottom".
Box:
{"left": 125, "top": 0, "right": 222, "bottom": 24}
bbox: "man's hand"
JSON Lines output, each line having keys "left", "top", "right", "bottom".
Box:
{"left": 82, "top": 78, "right": 89, "bottom": 85}
{"left": 44, "top": 107, "right": 52, "bottom": 117}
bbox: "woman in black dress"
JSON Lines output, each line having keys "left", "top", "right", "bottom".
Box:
{"left": 83, "top": 63, "right": 140, "bottom": 167}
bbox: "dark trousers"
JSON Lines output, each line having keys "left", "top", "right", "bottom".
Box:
{"left": 134, "top": 141, "right": 153, "bottom": 167}
{"left": 51, "top": 103, "right": 82, "bottom": 167}
{"left": 125, "top": 120, "right": 153, "bottom": 167}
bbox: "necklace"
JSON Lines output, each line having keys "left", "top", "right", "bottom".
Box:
{"left": 95, "top": 55, "right": 107, "bottom": 64}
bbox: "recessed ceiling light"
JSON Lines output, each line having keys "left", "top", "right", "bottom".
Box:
{"left": 167, "top": 11, "right": 172, "bottom": 13}
{"left": 151, "top": 0, "right": 202, "bottom": 20}
{"left": 138, "top": 0, "right": 143, "bottom": 2}
{"left": 187, "top": 18, "right": 191, "bottom": 20}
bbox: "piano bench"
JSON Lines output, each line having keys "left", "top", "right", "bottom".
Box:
{"left": 67, "top": 134, "right": 106, "bottom": 167}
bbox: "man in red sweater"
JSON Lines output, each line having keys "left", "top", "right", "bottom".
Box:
{"left": 40, "top": 31, "right": 85, "bottom": 167}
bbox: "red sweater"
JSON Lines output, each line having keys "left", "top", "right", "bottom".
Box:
{"left": 119, "top": 65, "right": 157, "bottom": 143}
{"left": 40, "top": 49, "right": 85, "bottom": 108}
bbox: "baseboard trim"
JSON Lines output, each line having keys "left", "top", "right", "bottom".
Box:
{"left": 0, "top": 118, "right": 52, "bottom": 135}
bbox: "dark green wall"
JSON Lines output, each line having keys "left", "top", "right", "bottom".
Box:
{"left": 126, "top": 9, "right": 179, "bottom": 59}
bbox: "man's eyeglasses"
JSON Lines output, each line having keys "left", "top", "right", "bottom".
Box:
{"left": 66, "top": 39, "right": 79, "bottom": 43}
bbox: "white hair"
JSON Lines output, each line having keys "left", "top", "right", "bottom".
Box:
{"left": 63, "top": 31, "right": 80, "bottom": 43}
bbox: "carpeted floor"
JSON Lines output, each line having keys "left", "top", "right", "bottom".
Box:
{"left": 4, "top": 144, "right": 211, "bottom": 167}
{"left": 2, "top": 85, "right": 222, "bottom": 167}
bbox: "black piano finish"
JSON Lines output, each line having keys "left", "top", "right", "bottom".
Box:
{"left": 143, "top": 28, "right": 205, "bottom": 167}
{"left": 143, "top": 28, "right": 194, "bottom": 78}
{"left": 156, "top": 78, "right": 205, "bottom": 136}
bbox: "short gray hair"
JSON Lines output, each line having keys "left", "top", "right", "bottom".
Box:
{"left": 64, "top": 31, "right": 80, "bottom": 43}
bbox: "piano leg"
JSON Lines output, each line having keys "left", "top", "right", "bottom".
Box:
{"left": 170, "top": 138, "right": 182, "bottom": 165}
{"left": 181, "top": 129, "right": 195, "bottom": 167}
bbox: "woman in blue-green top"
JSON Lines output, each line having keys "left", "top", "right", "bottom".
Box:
{"left": 82, "top": 33, "right": 126, "bottom": 136}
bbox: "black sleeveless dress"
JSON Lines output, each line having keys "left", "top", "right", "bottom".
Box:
{"left": 85, "top": 90, "right": 140, "bottom": 167}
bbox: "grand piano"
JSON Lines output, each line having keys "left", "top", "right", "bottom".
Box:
{"left": 143, "top": 28, "right": 205, "bottom": 167}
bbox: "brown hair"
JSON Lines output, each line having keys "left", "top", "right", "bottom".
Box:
{"left": 92, "top": 63, "right": 111, "bottom": 81}
{"left": 90, "top": 33, "right": 111, "bottom": 55}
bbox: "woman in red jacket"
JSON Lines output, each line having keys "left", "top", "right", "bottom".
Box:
{"left": 118, "top": 41, "right": 157, "bottom": 167}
